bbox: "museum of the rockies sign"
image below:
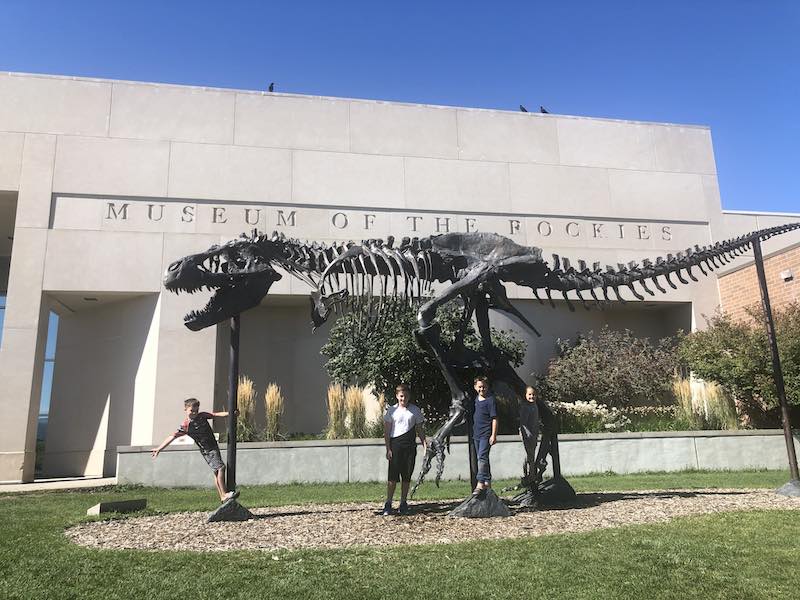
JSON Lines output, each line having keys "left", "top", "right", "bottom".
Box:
{"left": 101, "top": 199, "right": 675, "bottom": 242}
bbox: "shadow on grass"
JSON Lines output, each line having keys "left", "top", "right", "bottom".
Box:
{"left": 521, "top": 488, "right": 751, "bottom": 513}
{"left": 247, "top": 489, "right": 750, "bottom": 520}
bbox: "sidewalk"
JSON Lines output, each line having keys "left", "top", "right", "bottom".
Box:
{"left": 0, "top": 477, "right": 117, "bottom": 494}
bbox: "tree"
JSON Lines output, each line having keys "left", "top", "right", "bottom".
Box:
{"left": 321, "top": 300, "right": 526, "bottom": 424}
{"left": 678, "top": 302, "right": 800, "bottom": 427}
{"left": 544, "top": 326, "right": 679, "bottom": 408}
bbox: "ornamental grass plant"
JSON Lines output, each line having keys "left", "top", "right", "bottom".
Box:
{"left": 673, "top": 375, "right": 738, "bottom": 430}
{"left": 345, "top": 386, "right": 367, "bottom": 438}
{"left": 325, "top": 383, "right": 347, "bottom": 439}
{"left": 264, "top": 382, "right": 285, "bottom": 441}
{"left": 236, "top": 375, "right": 259, "bottom": 442}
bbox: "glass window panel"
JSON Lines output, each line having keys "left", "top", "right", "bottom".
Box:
{"left": 44, "top": 312, "right": 59, "bottom": 360}
{"left": 39, "top": 361, "right": 54, "bottom": 418}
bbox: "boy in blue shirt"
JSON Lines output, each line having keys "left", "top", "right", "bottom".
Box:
{"left": 472, "top": 375, "right": 498, "bottom": 495}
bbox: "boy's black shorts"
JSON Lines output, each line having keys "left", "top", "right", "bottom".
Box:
{"left": 388, "top": 430, "right": 417, "bottom": 483}
{"left": 201, "top": 448, "right": 225, "bottom": 473}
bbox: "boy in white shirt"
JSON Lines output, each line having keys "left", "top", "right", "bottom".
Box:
{"left": 382, "top": 384, "right": 427, "bottom": 515}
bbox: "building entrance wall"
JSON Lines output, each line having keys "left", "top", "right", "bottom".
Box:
{"left": 44, "top": 294, "right": 158, "bottom": 477}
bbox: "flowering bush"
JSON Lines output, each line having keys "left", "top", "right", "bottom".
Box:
{"left": 549, "top": 402, "right": 719, "bottom": 433}
{"left": 545, "top": 326, "right": 678, "bottom": 408}
{"left": 550, "top": 400, "right": 631, "bottom": 433}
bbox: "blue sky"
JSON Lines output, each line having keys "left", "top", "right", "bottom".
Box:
{"left": 1, "top": 0, "right": 798, "bottom": 213}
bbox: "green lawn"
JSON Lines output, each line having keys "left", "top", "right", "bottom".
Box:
{"left": 1, "top": 470, "right": 798, "bottom": 600}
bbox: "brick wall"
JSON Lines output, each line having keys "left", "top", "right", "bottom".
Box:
{"left": 718, "top": 245, "right": 800, "bottom": 321}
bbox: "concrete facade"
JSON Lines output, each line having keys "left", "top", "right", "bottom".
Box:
{"left": 0, "top": 71, "right": 797, "bottom": 482}
{"left": 116, "top": 430, "right": 800, "bottom": 487}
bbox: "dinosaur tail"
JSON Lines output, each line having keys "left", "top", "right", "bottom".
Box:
{"left": 542, "top": 223, "right": 800, "bottom": 309}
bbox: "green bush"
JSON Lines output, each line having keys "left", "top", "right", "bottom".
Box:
{"left": 678, "top": 302, "right": 800, "bottom": 427}
{"left": 321, "top": 300, "right": 526, "bottom": 426}
{"left": 544, "top": 326, "right": 679, "bottom": 408}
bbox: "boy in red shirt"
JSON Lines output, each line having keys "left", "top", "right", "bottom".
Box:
{"left": 152, "top": 398, "right": 239, "bottom": 502}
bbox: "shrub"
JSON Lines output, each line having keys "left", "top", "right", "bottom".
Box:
{"left": 321, "top": 300, "right": 526, "bottom": 426}
{"left": 264, "top": 383, "right": 285, "bottom": 441}
{"left": 621, "top": 405, "right": 686, "bottom": 431}
{"left": 365, "top": 417, "right": 386, "bottom": 438}
{"left": 678, "top": 303, "right": 800, "bottom": 427}
{"left": 544, "top": 326, "right": 679, "bottom": 408}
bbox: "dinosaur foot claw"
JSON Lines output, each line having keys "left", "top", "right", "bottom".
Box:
{"left": 410, "top": 439, "right": 447, "bottom": 498}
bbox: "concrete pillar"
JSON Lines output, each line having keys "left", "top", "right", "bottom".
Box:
{"left": 0, "top": 134, "right": 56, "bottom": 481}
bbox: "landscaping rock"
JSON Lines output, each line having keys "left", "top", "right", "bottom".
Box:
{"left": 207, "top": 500, "right": 253, "bottom": 523}
{"left": 448, "top": 489, "right": 511, "bottom": 518}
{"left": 775, "top": 479, "right": 800, "bottom": 497}
{"left": 87, "top": 499, "right": 147, "bottom": 515}
{"left": 537, "top": 476, "right": 577, "bottom": 506}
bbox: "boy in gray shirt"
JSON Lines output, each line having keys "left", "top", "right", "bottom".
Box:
{"left": 152, "top": 398, "right": 239, "bottom": 503}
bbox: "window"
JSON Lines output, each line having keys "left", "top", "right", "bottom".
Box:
{"left": 39, "top": 311, "right": 59, "bottom": 424}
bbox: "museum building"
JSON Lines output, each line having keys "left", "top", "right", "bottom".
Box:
{"left": 0, "top": 72, "right": 797, "bottom": 482}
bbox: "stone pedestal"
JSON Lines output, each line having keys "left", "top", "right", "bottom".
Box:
{"left": 448, "top": 489, "right": 511, "bottom": 518}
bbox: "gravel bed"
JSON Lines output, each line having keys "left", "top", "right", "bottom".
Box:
{"left": 66, "top": 489, "right": 799, "bottom": 553}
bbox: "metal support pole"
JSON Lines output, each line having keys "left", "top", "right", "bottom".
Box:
{"left": 226, "top": 314, "right": 240, "bottom": 492}
{"left": 466, "top": 409, "right": 478, "bottom": 492}
{"left": 550, "top": 433, "right": 563, "bottom": 478}
{"left": 752, "top": 238, "right": 800, "bottom": 491}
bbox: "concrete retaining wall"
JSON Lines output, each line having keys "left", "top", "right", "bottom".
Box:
{"left": 117, "top": 430, "right": 800, "bottom": 488}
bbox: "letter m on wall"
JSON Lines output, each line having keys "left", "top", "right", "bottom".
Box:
{"left": 277, "top": 210, "right": 296, "bottom": 227}
{"left": 106, "top": 202, "right": 129, "bottom": 220}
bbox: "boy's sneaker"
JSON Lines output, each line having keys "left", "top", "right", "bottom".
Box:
{"left": 223, "top": 490, "right": 239, "bottom": 502}
{"left": 398, "top": 501, "right": 410, "bottom": 515}
{"left": 382, "top": 501, "right": 393, "bottom": 516}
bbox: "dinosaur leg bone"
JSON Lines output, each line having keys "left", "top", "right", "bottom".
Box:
{"left": 411, "top": 267, "right": 490, "bottom": 495}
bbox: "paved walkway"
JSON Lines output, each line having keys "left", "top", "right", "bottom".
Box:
{"left": 0, "top": 477, "right": 117, "bottom": 493}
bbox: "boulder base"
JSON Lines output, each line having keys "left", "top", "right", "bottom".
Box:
{"left": 509, "top": 476, "right": 578, "bottom": 509}
{"left": 207, "top": 500, "right": 254, "bottom": 523}
{"left": 775, "top": 479, "right": 800, "bottom": 497}
{"left": 537, "top": 476, "right": 577, "bottom": 506}
{"left": 449, "top": 489, "right": 511, "bottom": 518}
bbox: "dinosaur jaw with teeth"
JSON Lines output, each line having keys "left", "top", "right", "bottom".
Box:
{"left": 180, "top": 276, "right": 277, "bottom": 331}
{"left": 163, "top": 249, "right": 281, "bottom": 331}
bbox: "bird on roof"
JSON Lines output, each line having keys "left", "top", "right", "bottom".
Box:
{"left": 540, "top": 105, "right": 549, "bottom": 114}
{"left": 519, "top": 104, "right": 528, "bottom": 112}
{"left": 268, "top": 82, "right": 275, "bottom": 92}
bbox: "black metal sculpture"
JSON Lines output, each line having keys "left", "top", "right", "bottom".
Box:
{"left": 164, "top": 222, "right": 800, "bottom": 506}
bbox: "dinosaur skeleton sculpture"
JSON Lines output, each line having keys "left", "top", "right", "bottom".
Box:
{"left": 163, "top": 222, "right": 800, "bottom": 504}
